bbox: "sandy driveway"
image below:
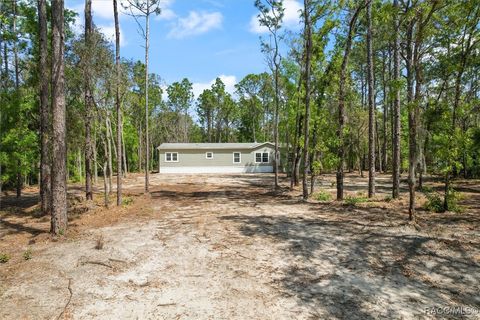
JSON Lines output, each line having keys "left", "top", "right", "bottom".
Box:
{"left": 1, "top": 174, "right": 479, "bottom": 319}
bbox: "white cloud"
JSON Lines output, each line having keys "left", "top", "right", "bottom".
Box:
{"left": 249, "top": 0, "right": 302, "bottom": 34}
{"left": 167, "top": 11, "right": 223, "bottom": 39}
{"left": 68, "top": 1, "right": 116, "bottom": 21}
{"left": 92, "top": 1, "right": 116, "bottom": 20}
{"left": 157, "top": 7, "right": 177, "bottom": 21}
{"left": 65, "top": 1, "right": 127, "bottom": 46}
{"left": 192, "top": 75, "right": 237, "bottom": 99}
{"left": 98, "top": 24, "right": 127, "bottom": 46}
{"left": 155, "top": 0, "right": 177, "bottom": 21}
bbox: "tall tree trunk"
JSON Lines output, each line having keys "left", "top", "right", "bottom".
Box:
{"left": 106, "top": 117, "right": 113, "bottom": 193}
{"left": 51, "top": 0, "right": 68, "bottom": 235}
{"left": 13, "top": 1, "right": 22, "bottom": 198}
{"left": 103, "top": 162, "right": 110, "bottom": 208}
{"left": 84, "top": 0, "right": 94, "bottom": 201}
{"left": 93, "top": 127, "right": 98, "bottom": 183}
{"left": 291, "top": 81, "right": 302, "bottom": 189}
{"left": 114, "top": 0, "right": 122, "bottom": 206}
{"left": 302, "top": 0, "right": 312, "bottom": 200}
{"left": 392, "top": 0, "right": 401, "bottom": 199}
{"left": 337, "top": 4, "right": 363, "bottom": 200}
{"left": 406, "top": 18, "right": 416, "bottom": 220}
{"left": 38, "top": 0, "right": 51, "bottom": 216}
{"left": 144, "top": 6, "right": 150, "bottom": 194}
{"left": 138, "top": 126, "right": 142, "bottom": 171}
{"left": 381, "top": 50, "right": 388, "bottom": 173}
{"left": 122, "top": 121, "right": 128, "bottom": 177}
{"left": 367, "top": 0, "right": 375, "bottom": 198}
{"left": 273, "top": 42, "right": 280, "bottom": 189}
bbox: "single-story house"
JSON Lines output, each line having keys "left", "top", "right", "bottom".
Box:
{"left": 157, "top": 142, "right": 277, "bottom": 173}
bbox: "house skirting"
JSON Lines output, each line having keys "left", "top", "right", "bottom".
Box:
{"left": 159, "top": 166, "right": 273, "bottom": 174}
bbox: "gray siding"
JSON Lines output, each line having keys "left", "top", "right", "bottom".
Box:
{"left": 159, "top": 146, "right": 275, "bottom": 168}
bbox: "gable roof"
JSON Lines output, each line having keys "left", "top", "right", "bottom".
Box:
{"left": 157, "top": 142, "right": 274, "bottom": 150}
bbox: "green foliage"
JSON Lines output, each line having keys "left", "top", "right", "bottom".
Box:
{"left": 0, "top": 253, "right": 10, "bottom": 263}
{"left": 424, "top": 191, "right": 444, "bottom": 213}
{"left": 345, "top": 195, "right": 369, "bottom": 206}
{"left": 423, "top": 188, "right": 463, "bottom": 213}
{"left": 122, "top": 196, "right": 134, "bottom": 206}
{"left": 23, "top": 248, "right": 32, "bottom": 260}
{"left": 314, "top": 190, "right": 332, "bottom": 202}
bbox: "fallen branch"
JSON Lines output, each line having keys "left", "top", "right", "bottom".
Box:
{"left": 81, "top": 260, "right": 113, "bottom": 268}
{"left": 108, "top": 258, "right": 127, "bottom": 264}
{"left": 158, "top": 302, "right": 176, "bottom": 307}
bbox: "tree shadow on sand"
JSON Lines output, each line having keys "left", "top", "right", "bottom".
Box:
{"left": 220, "top": 211, "right": 480, "bottom": 319}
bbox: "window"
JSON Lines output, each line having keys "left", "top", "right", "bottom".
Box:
{"left": 255, "top": 152, "right": 269, "bottom": 163}
{"left": 165, "top": 152, "right": 178, "bottom": 162}
{"left": 206, "top": 152, "right": 213, "bottom": 159}
{"left": 262, "top": 152, "right": 269, "bottom": 163}
{"left": 233, "top": 152, "right": 241, "bottom": 163}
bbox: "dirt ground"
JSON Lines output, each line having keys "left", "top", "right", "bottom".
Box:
{"left": 1, "top": 173, "right": 479, "bottom": 319}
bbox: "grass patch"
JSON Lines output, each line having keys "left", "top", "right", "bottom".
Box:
{"left": 122, "top": 196, "right": 134, "bottom": 206}
{"left": 0, "top": 253, "right": 11, "bottom": 263}
{"left": 23, "top": 248, "right": 32, "bottom": 260}
{"left": 345, "top": 196, "right": 369, "bottom": 205}
{"left": 313, "top": 191, "right": 332, "bottom": 202}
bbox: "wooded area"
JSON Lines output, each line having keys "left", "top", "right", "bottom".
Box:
{"left": 0, "top": 0, "right": 479, "bottom": 233}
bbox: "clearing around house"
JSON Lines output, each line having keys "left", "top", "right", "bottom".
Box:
{"left": 1, "top": 173, "right": 479, "bottom": 319}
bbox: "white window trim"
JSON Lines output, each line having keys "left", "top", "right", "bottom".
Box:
{"left": 233, "top": 152, "right": 241, "bottom": 164}
{"left": 206, "top": 152, "right": 214, "bottom": 159}
{"left": 255, "top": 152, "right": 269, "bottom": 163}
{"left": 165, "top": 152, "right": 179, "bottom": 163}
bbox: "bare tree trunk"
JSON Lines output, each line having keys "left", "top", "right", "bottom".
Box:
{"left": 106, "top": 117, "right": 113, "bottom": 193}
{"left": 337, "top": 4, "right": 363, "bottom": 200}
{"left": 138, "top": 126, "right": 142, "bottom": 171}
{"left": 302, "top": 0, "right": 312, "bottom": 200}
{"left": 13, "top": 1, "right": 22, "bottom": 198}
{"left": 107, "top": 115, "right": 117, "bottom": 160}
{"left": 38, "top": 0, "right": 51, "bottom": 216}
{"left": 93, "top": 127, "right": 98, "bottom": 183}
{"left": 51, "top": 0, "right": 68, "bottom": 235}
{"left": 77, "top": 149, "right": 83, "bottom": 180}
{"left": 392, "top": 0, "right": 401, "bottom": 199}
{"left": 405, "top": 16, "right": 416, "bottom": 220}
{"left": 122, "top": 123, "right": 128, "bottom": 177}
{"left": 381, "top": 50, "right": 388, "bottom": 173}
{"left": 84, "top": 0, "right": 94, "bottom": 201}
{"left": 291, "top": 84, "right": 302, "bottom": 189}
{"left": 144, "top": 7, "right": 150, "bottom": 193}
{"left": 367, "top": 0, "right": 375, "bottom": 198}
{"left": 376, "top": 118, "right": 382, "bottom": 173}
{"left": 103, "top": 162, "right": 110, "bottom": 208}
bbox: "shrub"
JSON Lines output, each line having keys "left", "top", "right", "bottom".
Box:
{"left": 122, "top": 197, "right": 134, "bottom": 206}
{"left": 0, "top": 253, "right": 10, "bottom": 263}
{"left": 345, "top": 196, "right": 368, "bottom": 205}
{"left": 23, "top": 248, "right": 32, "bottom": 260}
{"left": 424, "top": 191, "right": 444, "bottom": 213}
{"left": 314, "top": 191, "right": 332, "bottom": 202}
{"left": 424, "top": 188, "right": 463, "bottom": 213}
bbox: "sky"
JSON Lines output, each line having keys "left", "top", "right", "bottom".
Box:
{"left": 65, "top": 0, "right": 303, "bottom": 98}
